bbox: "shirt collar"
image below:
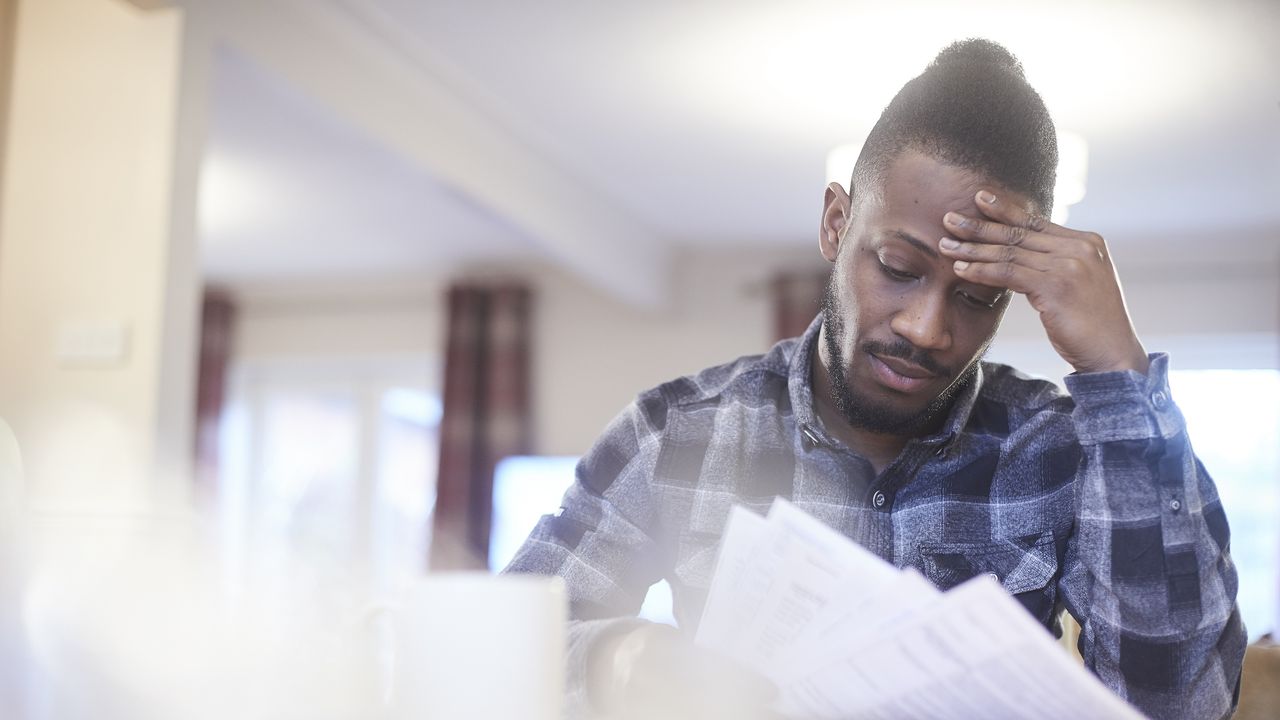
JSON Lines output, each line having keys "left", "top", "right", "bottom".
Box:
{"left": 787, "top": 311, "right": 985, "bottom": 448}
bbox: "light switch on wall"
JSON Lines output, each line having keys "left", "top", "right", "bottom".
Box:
{"left": 56, "top": 321, "right": 131, "bottom": 367}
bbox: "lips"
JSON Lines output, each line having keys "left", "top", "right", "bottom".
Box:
{"left": 868, "top": 352, "right": 938, "bottom": 393}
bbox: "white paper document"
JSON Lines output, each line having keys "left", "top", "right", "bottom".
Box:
{"left": 696, "top": 499, "right": 1146, "bottom": 719}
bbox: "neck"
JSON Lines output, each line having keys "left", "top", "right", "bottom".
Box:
{"left": 811, "top": 324, "right": 932, "bottom": 474}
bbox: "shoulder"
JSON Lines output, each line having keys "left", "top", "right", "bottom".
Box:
{"left": 636, "top": 335, "right": 800, "bottom": 424}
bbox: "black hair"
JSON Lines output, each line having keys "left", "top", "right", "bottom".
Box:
{"left": 851, "top": 38, "right": 1058, "bottom": 215}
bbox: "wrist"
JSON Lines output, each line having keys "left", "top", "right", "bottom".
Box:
{"left": 1073, "top": 341, "right": 1149, "bottom": 376}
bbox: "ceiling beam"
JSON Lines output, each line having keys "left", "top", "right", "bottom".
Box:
{"left": 186, "top": 0, "right": 669, "bottom": 308}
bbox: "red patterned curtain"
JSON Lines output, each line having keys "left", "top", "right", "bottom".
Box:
{"left": 771, "top": 270, "right": 828, "bottom": 342}
{"left": 431, "top": 283, "right": 533, "bottom": 570}
{"left": 194, "top": 289, "right": 235, "bottom": 487}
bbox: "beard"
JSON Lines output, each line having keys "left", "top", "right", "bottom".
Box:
{"left": 820, "top": 274, "right": 980, "bottom": 436}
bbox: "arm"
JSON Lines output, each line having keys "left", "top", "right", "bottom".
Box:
{"left": 503, "top": 390, "right": 779, "bottom": 720}
{"left": 939, "top": 191, "right": 1245, "bottom": 717}
{"left": 1059, "top": 355, "right": 1245, "bottom": 719}
{"left": 503, "top": 389, "right": 671, "bottom": 717}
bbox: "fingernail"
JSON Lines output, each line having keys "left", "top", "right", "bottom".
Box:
{"left": 954, "top": 260, "right": 970, "bottom": 271}
{"left": 944, "top": 212, "right": 966, "bottom": 227}
{"left": 978, "top": 191, "right": 997, "bottom": 204}
{"left": 939, "top": 237, "right": 960, "bottom": 250}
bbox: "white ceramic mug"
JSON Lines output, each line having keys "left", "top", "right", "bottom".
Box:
{"left": 367, "top": 573, "right": 567, "bottom": 720}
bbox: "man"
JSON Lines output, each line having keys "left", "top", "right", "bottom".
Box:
{"left": 507, "top": 39, "right": 1246, "bottom": 720}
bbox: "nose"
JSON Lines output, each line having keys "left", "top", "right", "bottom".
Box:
{"left": 889, "top": 290, "right": 952, "bottom": 352}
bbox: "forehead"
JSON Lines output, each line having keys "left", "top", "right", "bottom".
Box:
{"left": 863, "top": 150, "right": 982, "bottom": 227}
{"left": 855, "top": 149, "right": 1033, "bottom": 238}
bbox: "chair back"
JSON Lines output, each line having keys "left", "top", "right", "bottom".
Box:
{"left": 1237, "top": 637, "right": 1280, "bottom": 720}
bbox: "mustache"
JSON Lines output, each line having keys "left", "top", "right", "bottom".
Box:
{"left": 862, "top": 339, "right": 951, "bottom": 377}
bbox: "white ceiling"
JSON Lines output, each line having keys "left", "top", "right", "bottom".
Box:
{"left": 198, "top": 0, "right": 1280, "bottom": 301}
{"left": 199, "top": 47, "right": 537, "bottom": 283}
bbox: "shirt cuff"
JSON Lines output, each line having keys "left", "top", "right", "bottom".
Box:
{"left": 1064, "top": 352, "right": 1183, "bottom": 444}
{"left": 565, "top": 616, "right": 651, "bottom": 719}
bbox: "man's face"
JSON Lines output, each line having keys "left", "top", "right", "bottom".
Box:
{"left": 818, "top": 150, "right": 1025, "bottom": 435}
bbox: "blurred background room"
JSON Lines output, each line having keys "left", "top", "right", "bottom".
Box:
{"left": 0, "top": 0, "right": 1277, "bottom": 717}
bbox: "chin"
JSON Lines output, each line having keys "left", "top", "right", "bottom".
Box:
{"left": 840, "top": 364, "right": 970, "bottom": 436}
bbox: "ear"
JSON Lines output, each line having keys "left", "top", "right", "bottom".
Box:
{"left": 819, "top": 182, "right": 851, "bottom": 263}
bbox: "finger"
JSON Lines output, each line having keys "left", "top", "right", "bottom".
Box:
{"left": 951, "top": 258, "right": 1041, "bottom": 295}
{"left": 972, "top": 189, "right": 1096, "bottom": 241}
{"left": 943, "top": 210, "right": 1055, "bottom": 252}
{"left": 938, "top": 236, "right": 1054, "bottom": 272}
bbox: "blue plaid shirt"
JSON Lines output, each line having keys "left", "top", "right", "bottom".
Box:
{"left": 507, "top": 314, "right": 1245, "bottom": 719}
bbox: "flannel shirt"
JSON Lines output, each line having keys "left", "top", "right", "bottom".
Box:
{"left": 506, "top": 314, "right": 1246, "bottom": 719}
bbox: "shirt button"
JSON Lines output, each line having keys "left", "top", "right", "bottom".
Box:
{"left": 800, "top": 425, "right": 821, "bottom": 450}
{"left": 872, "top": 491, "right": 887, "bottom": 509}
{"left": 986, "top": 572, "right": 1000, "bottom": 583}
{"left": 1169, "top": 499, "right": 1182, "bottom": 512}
{"left": 1151, "top": 389, "right": 1169, "bottom": 410}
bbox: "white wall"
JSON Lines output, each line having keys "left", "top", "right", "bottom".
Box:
{"left": 232, "top": 277, "right": 446, "bottom": 362}
{"left": 0, "top": 0, "right": 197, "bottom": 511}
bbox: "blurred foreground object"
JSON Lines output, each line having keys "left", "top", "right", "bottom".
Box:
{"left": 374, "top": 573, "right": 566, "bottom": 719}
{"left": 1236, "top": 634, "right": 1280, "bottom": 720}
{"left": 4, "top": 479, "right": 567, "bottom": 718}
{"left": 1, "top": 417, "right": 31, "bottom": 718}
{"left": 0, "top": 418, "right": 19, "bottom": 491}
{"left": 591, "top": 623, "right": 779, "bottom": 720}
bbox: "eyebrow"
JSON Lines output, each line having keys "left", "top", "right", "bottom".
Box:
{"left": 880, "top": 228, "right": 1009, "bottom": 302}
{"left": 881, "top": 229, "right": 939, "bottom": 259}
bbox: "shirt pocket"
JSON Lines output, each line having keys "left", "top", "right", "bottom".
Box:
{"left": 918, "top": 531, "right": 1060, "bottom": 621}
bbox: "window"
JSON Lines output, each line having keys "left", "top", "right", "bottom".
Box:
{"left": 1169, "top": 369, "right": 1280, "bottom": 640}
{"left": 218, "top": 357, "right": 441, "bottom": 600}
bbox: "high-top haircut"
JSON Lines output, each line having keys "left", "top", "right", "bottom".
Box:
{"left": 850, "top": 39, "right": 1058, "bottom": 216}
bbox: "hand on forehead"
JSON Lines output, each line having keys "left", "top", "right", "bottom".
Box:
{"left": 877, "top": 151, "right": 1035, "bottom": 220}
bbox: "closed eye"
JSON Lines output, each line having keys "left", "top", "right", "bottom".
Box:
{"left": 878, "top": 259, "right": 918, "bottom": 281}
{"left": 958, "top": 289, "right": 1001, "bottom": 310}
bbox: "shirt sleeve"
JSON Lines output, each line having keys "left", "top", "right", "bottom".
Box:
{"left": 1058, "top": 352, "right": 1247, "bottom": 720}
{"left": 503, "top": 386, "right": 673, "bottom": 718}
